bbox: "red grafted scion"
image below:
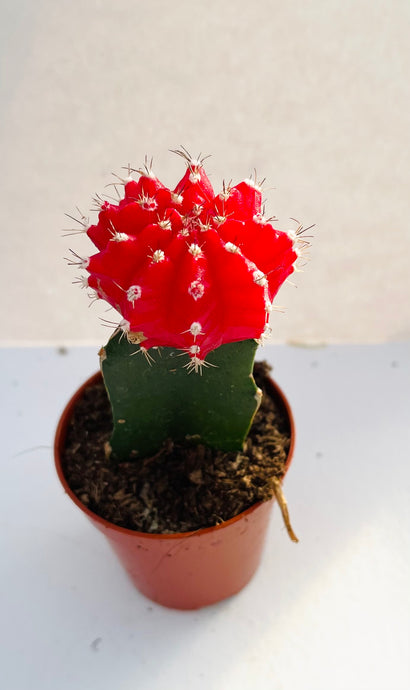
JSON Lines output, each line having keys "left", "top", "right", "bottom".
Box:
{"left": 84, "top": 157, "right": 299, "bottom": 366}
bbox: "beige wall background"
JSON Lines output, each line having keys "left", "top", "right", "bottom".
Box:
{"left": 1, "top": 0, "right": 409, "bottom": 345}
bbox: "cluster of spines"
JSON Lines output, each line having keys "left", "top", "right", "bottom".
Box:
{"left": 66, "top": 150, "right": 308, "bottom": 371}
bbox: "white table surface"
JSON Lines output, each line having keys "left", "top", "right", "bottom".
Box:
{"left": 1, "top": 343, "right": 409, "bottom": 690}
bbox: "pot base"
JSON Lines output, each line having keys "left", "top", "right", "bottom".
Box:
{"left": 95, "top": 497, "right": 275, "bottom": 610}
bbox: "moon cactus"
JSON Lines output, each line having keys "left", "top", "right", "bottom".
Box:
{"left": 68, "top": 150, "right": 304, "bottom": 460}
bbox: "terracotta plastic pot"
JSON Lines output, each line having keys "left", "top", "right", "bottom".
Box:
{"left": 54, "top": 371, "right": 295, "bottom": 610}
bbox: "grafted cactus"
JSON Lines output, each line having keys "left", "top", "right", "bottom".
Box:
{"left": 69, "top": 150, "right": 303, "bottom": 460}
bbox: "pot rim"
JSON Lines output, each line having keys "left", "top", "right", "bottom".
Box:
{"left": 54, "top": 369, "right": 295, "bottom": 540}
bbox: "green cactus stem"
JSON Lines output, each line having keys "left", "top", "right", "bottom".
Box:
{"left": 100, "top": 331, "right": 261, "bottom": 460}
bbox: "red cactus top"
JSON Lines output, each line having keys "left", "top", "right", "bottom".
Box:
{"left": 84, "top": 157, "right": 298, "bottom": 371}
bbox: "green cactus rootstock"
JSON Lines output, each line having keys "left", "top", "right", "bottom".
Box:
{"left": 100, "top": 332, "right": 261, "bottom": 461}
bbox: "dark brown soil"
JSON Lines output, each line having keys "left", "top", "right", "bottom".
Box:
{"left": 62, "top": 361, "right": 291, "bottom": 534}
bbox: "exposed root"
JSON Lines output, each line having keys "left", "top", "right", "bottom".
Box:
{"left": 272, "top": 477, "right": 299, "bottom": 543}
